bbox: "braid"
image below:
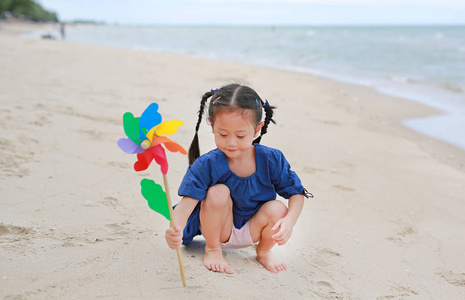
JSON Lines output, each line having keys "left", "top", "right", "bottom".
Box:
{"left": 253, "top": 101, "right": 276, "bottom": 144}
{"left": 188, "top": 91, "right": 213, "bottom": 165}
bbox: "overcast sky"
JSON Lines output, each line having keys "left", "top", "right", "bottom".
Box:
{"left": 38, "top": 0, "right": 465, "bottom": 25}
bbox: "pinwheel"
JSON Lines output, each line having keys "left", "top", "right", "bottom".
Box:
{"left": 118, "top": 102, "right": 187, "bottom": 287}
{"left": 117, "top": 102, "right": 187, "bottom": 174}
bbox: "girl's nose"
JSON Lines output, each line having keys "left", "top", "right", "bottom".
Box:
{"left": 226, "top": 136, "right": 237, "bottom": 146}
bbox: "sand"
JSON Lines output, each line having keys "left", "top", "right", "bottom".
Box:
{"left": 1, "top": 21, "right": 464, "bottom": 299}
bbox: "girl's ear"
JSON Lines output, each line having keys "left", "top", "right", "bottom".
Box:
{"left": 255, "top": 122, "right": 264, "bottom": 137}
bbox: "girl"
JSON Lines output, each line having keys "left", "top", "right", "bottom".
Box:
{"left": 165, "top": 84, "right": 310, "bottom": 274}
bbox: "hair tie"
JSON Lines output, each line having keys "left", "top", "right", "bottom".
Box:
{"left": 211, "top": 88, "right": 218, "bottom": 93}
{"left": 212, "top": 96, "right": 221, "bottom": 105}
{"left": 263, "top": 99, "right": 270, "bottom": 109}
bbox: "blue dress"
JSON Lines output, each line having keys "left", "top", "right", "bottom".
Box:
{"left": 178, "top": 144, "right": 305, "bottom": 245}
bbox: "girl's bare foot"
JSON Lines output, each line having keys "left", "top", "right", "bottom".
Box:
{"left": 256, "top": 250, "right": 287, "bottom": 273}
{"left": 204, "top": 247, "right": 234, "bottom": 274}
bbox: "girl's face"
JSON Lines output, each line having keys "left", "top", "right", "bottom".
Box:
{"left": 210, "top": 110, "right": 263, "bottom": 160}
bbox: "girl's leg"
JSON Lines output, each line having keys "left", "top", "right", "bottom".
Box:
{"left": 249, "top": 200, "right": 288, "bottom": 273}
{"left": 199, "top": 184, "right": 234, "bottom": 274}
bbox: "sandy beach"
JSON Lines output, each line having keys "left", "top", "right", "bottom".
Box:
{"left": 1, "top": 21, "right": 465, "bottom": 299}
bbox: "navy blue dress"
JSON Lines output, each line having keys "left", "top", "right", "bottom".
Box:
{"left": 178, "top": 144, "right": 305, "bottom": 245}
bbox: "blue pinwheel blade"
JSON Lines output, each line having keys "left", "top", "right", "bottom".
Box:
{"left": 139, "top": 103, "right": 162, "bottom": 139}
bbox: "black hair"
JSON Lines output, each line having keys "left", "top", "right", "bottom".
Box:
{"left": 188, "top": 83, "right": 276, "bottom": 165}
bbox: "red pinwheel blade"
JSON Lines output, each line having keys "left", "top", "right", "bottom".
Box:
{"left": 134, "top": 150, "right": 154, "bottom": 172}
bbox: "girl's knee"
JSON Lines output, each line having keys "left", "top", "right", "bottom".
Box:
{"left": 249, "top": 201, "right": 288, "bottom": 240}
{"left": 202, "top": 184, "right": 232, "bottom": 209}
{"left": 262, "top": 200, "right": 288, "bottom": 221}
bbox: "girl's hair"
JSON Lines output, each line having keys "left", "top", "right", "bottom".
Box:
{"left": 188, "top": 83, "right": 276, "bottom": 165}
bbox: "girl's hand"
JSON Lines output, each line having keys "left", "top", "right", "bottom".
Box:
{"left": 165, "top": 225, "right": 183, "bottom": 249}
{"left": 271, "top": 217, "right": 294, "bottom": 245}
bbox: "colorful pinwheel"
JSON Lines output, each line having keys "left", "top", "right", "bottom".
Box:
{"left": 117, "top": 102, "right": 187, "bottom": 174}
{"left": 117, "top": 102, "right": 187, "bottom": 287}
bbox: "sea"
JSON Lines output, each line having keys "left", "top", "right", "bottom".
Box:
{"left": 25, "top": 25, "right": 465, "bottom": 150}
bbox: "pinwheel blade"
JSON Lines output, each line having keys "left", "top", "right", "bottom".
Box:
{"left": 150, "top": 145, "right": 169, "bottom": 175}
{"left": 117, "top": 138, "right": 144, "bottom": 154}
{"left": 122, "top": 113, "right": 141, "bottom": 144}
{"left": 134, "top": 150, "right": 154, "bottom": 172}
{"left": 140, "top": 103, "right": 162, "bottom": 139}
{"left": 155, "top": 120, "right": 184, "bottom": 136}
{"left": 151, "top": 136, "right": 187, "bottom": 155}
{"left": 164, "top": 141, "right": 187, "bottom": 155}
{"left": 145, "top": 126, "right": 157, "bottom": 143}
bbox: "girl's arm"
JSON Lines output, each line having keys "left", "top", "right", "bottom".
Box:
{"left": 165, "top": 196, "right": 199, "bottom": 249}
{"left": 173, "top": 196, "right": 199, "bottom": 229}
{"left": 271, "top": 194, "right": 305, "bottom": 245}
{"left": 285, "top": 194, "right": 305, "bottom": 225}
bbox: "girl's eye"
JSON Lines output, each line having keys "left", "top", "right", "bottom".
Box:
{"left": 219, "top": 133, "right": 227, "bottom": 137}
{"left": 237, "top": 135, "right": 245, "bottom": 139}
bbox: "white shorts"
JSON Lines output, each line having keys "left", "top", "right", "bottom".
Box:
{"left": 221, "top": 221, "right": 255, "bottom": 249}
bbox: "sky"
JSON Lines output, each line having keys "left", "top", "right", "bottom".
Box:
{"left": 38, "top": 0, "right": 465, "bottom": 25}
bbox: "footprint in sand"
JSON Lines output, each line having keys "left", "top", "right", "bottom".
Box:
{"left": 0, "top": 224, "right": 30, "bottom": 236}
{"left": 0, "top": 138, "right": 36, "bottom": 179}
{"left": 0, "top": 224, "right": 32, "bottom": 243}
{"left": 378, "top": 284, "right": 419, "bottom": 299}
{"left": 387, "top": 225, "right": 418, "bottom": 245}
{"left": 102, "top": 196, "right": 118, "bottom": 207}
{"left": 436, "top": 268, "right": 465, "bottom": 287}
{"left": 312, "top": 247, "right": 341, "bottom": 268}
{"left": 313, "top": 280, "right": 344, "bottom": 299}
{"left": 101, "top": 222, "right": 135, "bottom": 241}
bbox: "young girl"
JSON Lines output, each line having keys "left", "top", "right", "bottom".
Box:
{"left": 165, "top": 84, "right": 310, "bottom": 274}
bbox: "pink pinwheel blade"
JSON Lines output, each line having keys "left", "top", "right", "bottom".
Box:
{"left": 118, "top": 138, "right": 144, "bottom": 154}
{"left": 150, "top": 145, "right": 168, "bottom": 175}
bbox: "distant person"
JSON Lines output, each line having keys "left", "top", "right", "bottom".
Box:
{"left": 60, "top": 23, "right": 65, "bottom": 40}
{"left": 165, "top": 83, "right": 312, "bottom": 274}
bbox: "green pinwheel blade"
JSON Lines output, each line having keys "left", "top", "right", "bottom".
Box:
{"left": 140, "top": 179, "right": 171, "bottom": 221}
{"left": 123, "top": 112, "right": 142, "bottom": 145}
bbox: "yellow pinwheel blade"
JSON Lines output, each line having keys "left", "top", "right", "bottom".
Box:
{"left": 155, "top": 120, "right": 184, "bottom": 136}
{"left": 145, "top": 127, "right": 157, "bottom": 142}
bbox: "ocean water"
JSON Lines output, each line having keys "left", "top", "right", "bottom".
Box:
{"left": 27, "top": 25, "right": 465, "bottom": 150}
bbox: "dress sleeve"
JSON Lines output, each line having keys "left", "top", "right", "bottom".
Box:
{"left": 268, "top": 148, "right": 305, "bottom": 199}
{"left": 178, "top": 158, "right": 213, "bottom": 201}
{"left": 178, "top": 150, "right": 229, "bottom": 201}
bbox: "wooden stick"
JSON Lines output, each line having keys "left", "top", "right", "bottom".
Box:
{"left": 163, "top": 174, "right": 186, "bottom": 287}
